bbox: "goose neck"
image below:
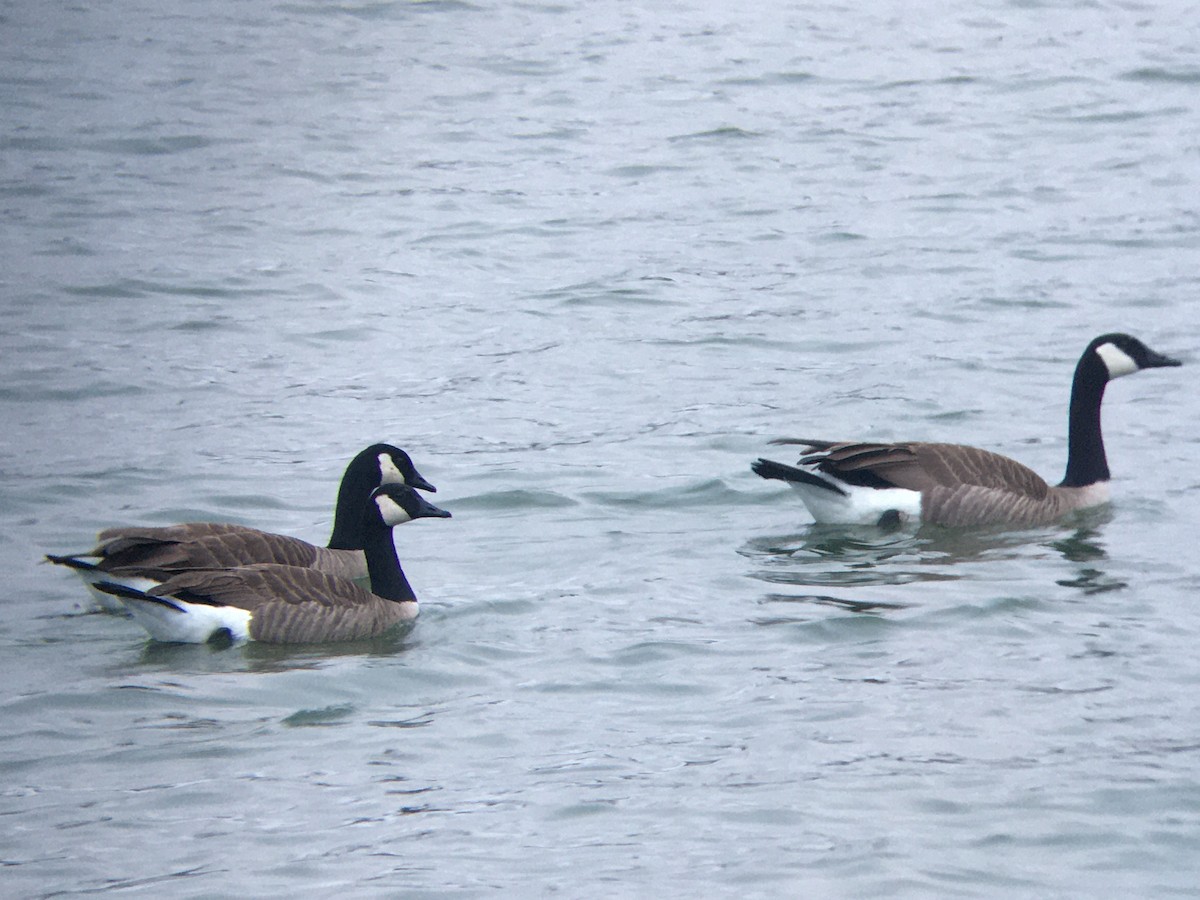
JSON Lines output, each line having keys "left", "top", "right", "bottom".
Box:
{"left": 327, "top": 460, "right": 375, "bottom": 550}
{"left": 362, "top": 519, "right": 415, "bottom": 603}
{"left": 1060, "top": 356, "right": 1110, "bottom": 488}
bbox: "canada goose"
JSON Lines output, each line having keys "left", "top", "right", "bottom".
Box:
{"left": 46, "top": 443, "right": 435, "bottom": 610}
{"left": 751, "top": 333, "right": 1181, "bottom": 527}
{"left": 94, "top": 484, "right": 451, "bottom": 644}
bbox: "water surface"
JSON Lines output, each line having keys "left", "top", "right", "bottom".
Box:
{"left": 3, "top": 1, "right": 1200, "bottom": 896}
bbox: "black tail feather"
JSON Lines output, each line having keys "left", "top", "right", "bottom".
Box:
{"left": 751, "top": 458, "right": 848, "bottom": 496}
{"left": 93, "top": 581, "right": 184, "bottom": 613}
{"left": 93, "top": 580, "right": 148, "bottom": 600}
{"left": 45, "top": 553, "right": 99, "bottom": 572}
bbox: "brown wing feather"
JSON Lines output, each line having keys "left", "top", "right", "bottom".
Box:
{"left": 148, "top": 565, "right": 352, "bottom": 610}
{"left": 95, "top": 523, "right": 258, "bottom": 555}
{"left": 800, "top": 441, "right": 1051, "bottom": 500}
{"left": 100, "top": 531, "right": 322, "bottom": 573}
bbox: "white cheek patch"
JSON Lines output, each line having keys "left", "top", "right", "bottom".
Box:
{"left": 1096, "top": 342, "right": 1139, "bottom": 379}
{"left": 376, "top": 494, "right": 414, "bottom": 526}
{"left": 378, "top": 453, "right": 404, "bottom": 485}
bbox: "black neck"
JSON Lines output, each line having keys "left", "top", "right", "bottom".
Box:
{"left": 327, "top": 453, "right": 378, "bottom": 550}
{"left": 1059, "top": 352, "right": 1110, "bottom": 488}
{"left": 362, "top": 516, "right": 416, "bottom": 603}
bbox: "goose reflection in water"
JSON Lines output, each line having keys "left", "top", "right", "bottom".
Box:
{"left": 743, "top": 508, "right": 1116, "bottom": 618}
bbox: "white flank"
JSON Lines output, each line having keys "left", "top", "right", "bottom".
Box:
{"left": 122, "top": 596, "right": 253, "bottom": 644}
{"left": 789, "top": 477, "right": 923, "bottom": 526}
{"left": 1095, "top": 342, "right": 1139, "bottom": 379}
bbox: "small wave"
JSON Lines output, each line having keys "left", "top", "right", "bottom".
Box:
{"left": 1120, "top": 67, "right": 1200, "bottom": 84}
{"left": 602, "top": 164, "right": 687, "bottom": 179}
{"left": 281, "top": 704, "right": 357, "bottom": 727}
{"left": 0, "top": 381, "right": 143, "bottom": 402}
{"left": 668, "top": 126, "right": 765, "bottom": 143}
{"left": 63, "top": 279, "right": 253, "bottom": 301}
{"left": 87, "top": 135, "right": 224, "bottom": 156}
{"left": 450, "top": 489, "right": 578, "bottom": 511}
{"left": 582, "top": 479, "right": 742, "bottom": 510}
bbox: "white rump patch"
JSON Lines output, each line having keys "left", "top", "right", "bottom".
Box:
{"left": 789, "top": 481, "right": 923, "bottom": 526}
{"left": 123, "top": 596, "right": 252, "bottom": 644}
{"left": 378, "top": 452, "right": 404, "bottom": 485}
{"left": 1095, "top": 342, "right": 1139, "bottom": 379}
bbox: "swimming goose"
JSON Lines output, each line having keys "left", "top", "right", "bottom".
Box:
{"left": 46, "top": 443, "right": 434, "bottom": 609}
{"left": 751, "top": 333, "right": 1181, "bottom": 527}
{"left": 94, "top": 484, "right": 451, "bottom": 644}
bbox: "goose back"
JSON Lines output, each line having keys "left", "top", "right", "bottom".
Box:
{"left": 93, "top": 523, "right": 255, "bottom": 556}
{"left": 796, "top": 441, "right": 1051, "bottom": 499}
{"left": 92, "top": 531, "right": 367, "bottom": 582}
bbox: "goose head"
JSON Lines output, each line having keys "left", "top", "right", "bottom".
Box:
{"left": 1088, "top": 333, "right": 1182, "bottom": 381}
{"left": 372, "top": 483, "right": 452, "bottom": 527}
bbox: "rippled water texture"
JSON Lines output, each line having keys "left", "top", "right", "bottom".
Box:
{"left": 3, "top": 1, "right": 1200, "bottom": 896}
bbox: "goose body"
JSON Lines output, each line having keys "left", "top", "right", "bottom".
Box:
{"left": 95, "top": 484, "right": 451, "bottom": 644}
{"left": 47, "top": 444, "right": 434, "bottom": 609}
{"left": 752, "top": 334, "right": 1180, "bottom": 527}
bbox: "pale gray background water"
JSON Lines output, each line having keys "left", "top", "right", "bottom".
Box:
{"left": 3, "top": 1, "right": 1199, "bottom": 896}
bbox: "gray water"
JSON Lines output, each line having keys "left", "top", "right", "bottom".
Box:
{"left": 3, "top": 1, "right": 1200, "bottom": 896}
